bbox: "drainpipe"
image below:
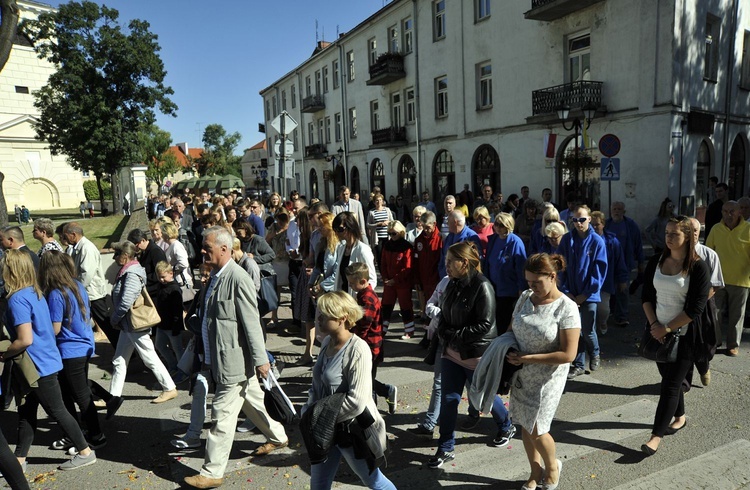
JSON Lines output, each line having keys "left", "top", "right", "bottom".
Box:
{"left": 721, "top": 0, "right": 739, "bottom": 182}
{"left": 413, "top": 0, "right": 423, "bottom": 194}
{"left": 340, "top": 41, "right": 349, "bottom": 191}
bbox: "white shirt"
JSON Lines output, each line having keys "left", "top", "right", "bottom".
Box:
{"left": 286, "top": 217, "right": 300, "bottom": 254}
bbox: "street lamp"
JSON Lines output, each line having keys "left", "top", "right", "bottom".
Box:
{"left": 557, "top": 101, "right": 597, "bottom": 197}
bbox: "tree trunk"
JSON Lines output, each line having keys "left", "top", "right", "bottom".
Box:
{"left": 94, "top": 171, "right": 107, "bottom": 216}
{"left": 0, "top": 172, "right": 8, "bottom": 227}
{"left": 0, "top": 1, "right": 19, "bottom": 226}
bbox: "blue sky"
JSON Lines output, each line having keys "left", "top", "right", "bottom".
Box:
{"left": 42, "top": 0, "right": 387, "bottom": 152}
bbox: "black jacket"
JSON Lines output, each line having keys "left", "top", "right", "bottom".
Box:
{"left": 155, "top": 280, "right": 184, "bottom": 334}
{"left": 438, "top": 269, "right": 497, "bottom": 360}
{"left": 138, "top": 240, "right": 167, "bottom": 297}
{"left": 641, "top": 254, "right": 711, "bottom": 322}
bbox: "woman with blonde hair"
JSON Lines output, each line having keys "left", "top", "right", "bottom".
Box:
{"left": 161, "top": 221, "right": 193, "bottom": 290}
{"left": 149, "top": 219, "right": 169, "bottom": 251}
{"left": 380, "top": 220, "right": 416, "bottom": 338}
{"left": 542, "top": 222, "right": 566, "bottom": 254}
{"left": 530, "top": 205, "right": 562, "bottom": 254}
{"left": 1, "top": 250, "right": 96, "bottom": 471}
{"left": 471, "top": 206, "right": 494, "bottom": 256}
{"left": 303, "top": 291, "right": 394, "bottom": 489}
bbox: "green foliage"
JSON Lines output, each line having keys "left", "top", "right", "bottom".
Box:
{"left": 138, "top": 124, "right": 181, "bottom": 186}
{"left": 83, "top": 179, "right": 112, "bottom": 200}
{"left": 22, "top": 1, "right": 177, "bottom": 201}
{"left": 194, "top": 123, "right": 242, "bottom": 177}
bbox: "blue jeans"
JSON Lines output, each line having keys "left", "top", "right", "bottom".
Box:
{"left": 422, "top": 344, "right": 443, "bottom": 430}
{"left": 437, "top": 358, "right": 511, "bottom": 453}
{"left": 185, "top": 371, "right": 209, "bottom": 440}
{"left": 154, "top": 329, "right": 185, "bottom": 373}
{"left": 573, "top": 302, "right": 599, "bottom": 370}
{"left": 310, "top": 444, "right": 396, "bottom": 490}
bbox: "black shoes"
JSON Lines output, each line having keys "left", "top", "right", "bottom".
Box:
{"left": 664, "top": 419, "right": 687, "bottom": 435}
{"left": 567, "top": 366, "right": 585, "bottom": 379}
{"left": 590, "top": 356, "right": 601, "bottom": 371}
{"left": 106, "top": 396, "right": 123, "bottom": 420}
{"left": 492, "top": 425, "right": 517, "bottom": 447}
{"left": 427, "top": 450, "right": 455, "bottom": 468}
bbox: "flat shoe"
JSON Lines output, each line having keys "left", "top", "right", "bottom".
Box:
{"left": 544, "top": 459, "right": 562, "bottom": 490}
{"left": 252, "top": 440, "right": 288, "bottom": 456}
{"left": 641, "top": 444, "right": 658, "bottom": 456}
{"left": 664, "top": 419, "right": 687, "bottom": 435}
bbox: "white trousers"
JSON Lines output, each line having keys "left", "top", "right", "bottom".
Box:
{"left": 109, "top": 329, "right": 176, "bottom": 397}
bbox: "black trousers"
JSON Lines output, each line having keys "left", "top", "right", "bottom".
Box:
{"left": 0, "top": 428, "right": 29, "bottom": 490}
{"left": 91, "top": 295, "right": 119, "bottom": 346}
{"left": 16, "top": 373, "right": 89, "bottom": 457}
{"left": 59, "top": 356, "right": 102, "bottom": 438}
{"left": 288, "top": 259, "right": 303, "bottom": 325}
{"left": 652, "top": 337, "right": 693, "bottom": 437}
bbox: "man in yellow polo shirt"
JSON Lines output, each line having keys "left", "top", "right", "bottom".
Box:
{"left": 706, "top": 201, "right": 750, "bottom": 356}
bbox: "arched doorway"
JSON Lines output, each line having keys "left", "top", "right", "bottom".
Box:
{"left": 350, "top": 166, "right": 361, "bottom": 197}
{"left": 472, "top": 144, "right": 501, "bottom": 197}
{"left": 729, "top": 135, "right": 746, "bottom": 199}
{"left": 333, "top": 162, "right": 346, "bottom": 193}
{"left": 371, "top": 158, "right": 385, "bottom": 196}
{"left": 696, "top": 140, "right": 711, "bottom": 212}
{"left": 555, "top": 136, "right": 600, "bottom": 210}
{"left": 433, "top": 149, "right": 455, "bottom": 207}
{"left": 309, "top": 168, "right": 319, "bottom": 200}
{"left": 398, "top": 155, "right": 417, "bottom": 205}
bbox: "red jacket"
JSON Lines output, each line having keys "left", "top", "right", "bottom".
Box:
{"left": 353, "top": 285, "right": 383, "bottom": 360}
{"left": 413, "top": 229, "right": 443, "bottom": 287}
{"left": 380, "top": 238, "right": 413, "bottom": 288}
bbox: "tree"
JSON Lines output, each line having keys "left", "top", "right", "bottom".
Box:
{"left": 138, "top": 124, "right": 181, "bottom": 189}
{"left": 0, "top": 0, "right": 19, "bottom": 226}
{"left": 194, "top": 123, "right": 242, "bottom": 177}
{"left": 22, "top": 1, "right": 177, "bottom": 212}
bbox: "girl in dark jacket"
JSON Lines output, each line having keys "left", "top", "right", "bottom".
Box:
{"left": 428, "top": 241, "right": 514, "bottom": 469}
{"left": 380, "top": 221, "right": 415, "bottom": 339}
{"left": 153, "top": 261, "right": 186, "bottom": 377}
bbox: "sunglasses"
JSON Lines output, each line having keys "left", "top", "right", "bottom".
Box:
{"left": 571, "top": 217, "right": 588, "bottom": 224}
{"left": 334, "top": 226, "right": 346, "bottom": 232}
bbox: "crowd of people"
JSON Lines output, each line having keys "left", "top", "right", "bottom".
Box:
{"left": 0, "top": 178, "right": 746, "bottom": 489}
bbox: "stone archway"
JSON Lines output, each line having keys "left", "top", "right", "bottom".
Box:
{"left": 472, "top": 144, "right": 501, "bottom": 197}
{"left": 433, "top": 149, "right": 455, "bottom": 207}
{"left": 397, "top": 155, "right": 417, "bottom": 205}
{"left": 370, "top": 158, "right": 385, "bottom": 196}
{"left": 21, "top": 178, "right": 59, "bottom": 209}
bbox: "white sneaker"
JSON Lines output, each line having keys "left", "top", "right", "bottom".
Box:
{"left": 170, "top": 437, "right": 201, "bottom": 449}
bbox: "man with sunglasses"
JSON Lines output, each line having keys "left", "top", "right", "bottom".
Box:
{"left": 558, "top": 205, "right": 608, "bottom": 379}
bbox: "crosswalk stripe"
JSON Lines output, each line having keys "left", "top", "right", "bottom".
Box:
{"left": 610, "top": 439, "right": 750, "bottom": 490}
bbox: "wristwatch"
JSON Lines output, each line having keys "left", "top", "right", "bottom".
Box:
{"left": 664, "top": 326, "right": 672, "bottom": 334}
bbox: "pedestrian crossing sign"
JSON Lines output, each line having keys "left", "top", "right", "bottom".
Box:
{"left": 601, "top": 157, "right": 620, "bottom": 181}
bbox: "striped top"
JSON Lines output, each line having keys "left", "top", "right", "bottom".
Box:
{"left": 371, "top": 209, "right": 391, "bottom": 239}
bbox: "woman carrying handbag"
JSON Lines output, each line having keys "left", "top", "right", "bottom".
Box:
{"left": 640, "top": 216, "right": 710, "bottom": 456}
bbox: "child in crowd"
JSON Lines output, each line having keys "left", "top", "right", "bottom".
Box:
{"left": 154, "top": 261, "right": 186, "bottom": 381}
{"left": 379, "top": 221, "right": 415, "bottom": 339}
{"left": 345, "top": 263, "right": 398, "bottom": 414}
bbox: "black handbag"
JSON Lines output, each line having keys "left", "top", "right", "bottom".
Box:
{"left": 261, "top": 371, "right": 296, "bottom": 425}
{"left": 258, "top": 271, "right": 279, "bottom": 316}
{"left": 638, "top": 323, "right": 680, "bottom": 363}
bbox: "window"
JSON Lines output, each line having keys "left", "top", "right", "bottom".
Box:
{"left": 742, "top": 30, "right": 750, "bottom": 89}
{"left": 14, "top": 86, "right": 29, "bottom": 94}
{"left": 475, "top": 0, "right": 490, "bottom": 22}
{"left": 389, "top": 25, "right": 399, "bottom": 53}
{"left": 568, "top": 33, "right": 590, "bottom": 82}
{"left": 368, "top": 37, "right": 377, "bottom": 66}
{"left": 704, "top": 15, "right": 720, "bottom": 82}
{"left": 293, "top": 129, "right": 299, "bottom": 149}
{"left": 281, "top": 90, "right": 287, "bottom": 110}
{"left": 308, "top": 122, "right": 315, "bottom": 144}
{"left": 322, "top": 66, "right": 329, "bottom": 93}
{"left": 405, "top": 87, "right": 416, "bottom": 123}
{"left": 315, "top": 70, "right": 322, "bottom": 94}
{"left": 82, "top": 170, "right": 90, "bottom": 177}
{"left": 370, "top": 100, "right": 380, "bottom": 131}
{"left": 392, "top": 92, "right": 402, "bottom": 127}
{"left": 325, "top": 116, "right": 331, "bottom": 143}
{"left": 335, "top": 112, "right": 342, "bottom": 141}
{"left": 318, "top": 119, "right": 324, "bottom": 146}
{"left": 272, "top": 95, "right": 278, "bottom": 117}
{"left": 477, "top": 62, "right": 492, "bottom": 109}
{"left": 347, "top": 50, "right": 355, "bottom": 82}
{"left": 434, "top": 1, "right": 446, "bottom": 40}
{"left": 291, "top": 84, "right": 297, "bottom": 108}
{"left": 403, "top": 18, "right": 413, "bottom": 53}
{"left": 305, "top": 76, "right": 312, "bottom": 97}
{"left": 265, "top": 100, "right": 270, "bottom": 120}
{"left": 435, "top": 76, "right": 448, "bottom": 118}
{"left": 349, "top": 107, "right": 357, "bottom": 138}
{"left": 332, "top": 59, "right": 340, "bottom": 89}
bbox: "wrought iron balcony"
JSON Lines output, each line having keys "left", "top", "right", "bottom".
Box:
{"left": 301, "top": 94, "right": 325, "bottom": 113}
{"left": 304, "top": 144, "right": 328, "bottom": 159}
{"left": 531, "top": 81, "right": 603, "bottom": 116}
{"left": 524, "top": 0, "right": 605, "bottom": 21}
{"left": 367, "top": 52, "right": 406, "bottom": 86}
{"left": 371, "top": 126, "right": 407, "bottom": 147}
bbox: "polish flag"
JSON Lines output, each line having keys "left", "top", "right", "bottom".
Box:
{"left": 544, "top": 133, "right": 557, "bottom": 158}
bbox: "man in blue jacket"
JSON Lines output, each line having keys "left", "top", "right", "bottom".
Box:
{"left": 438, "top": 211, "right": 482, "bottom": 279}
{"left": 605, "top": 201, "right": 645, "bottom": 326}
{"left": 558, "top": 205, "right": 608, "bottom": 379}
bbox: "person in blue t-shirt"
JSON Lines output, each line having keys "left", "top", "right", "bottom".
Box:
{"left": 39, "top": 251, "right": 106, "bottom": 451}
{"left": 0, "top": 249, "right": 96, "bottom": 471}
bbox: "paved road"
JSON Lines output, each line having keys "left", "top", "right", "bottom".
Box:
{"left": 5, "top": 289, "right": 750, "bottom": 489}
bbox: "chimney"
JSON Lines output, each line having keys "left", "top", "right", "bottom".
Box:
{"left": 176, "top": 142, "right": 189, "bottom": 155}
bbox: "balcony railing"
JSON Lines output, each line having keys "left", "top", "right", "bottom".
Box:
{"left": 371, "top": 126, "right": 407, "bottom": 146}
{"left": 524, "top": 0, "right": 605, "bottom": 21}
{"left": 531, "top": 81, "right": 603, "bottom": 116}
{"left": 301, "top": 94, "right": 325, "bottom": 113}
{"left": 304, "top": 143, "right": 328, "bottom": 159}
{"left": 367, "top": 52, "right": 406, "bottom": 86}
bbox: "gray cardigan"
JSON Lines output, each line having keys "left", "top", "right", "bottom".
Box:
{"left": 110, "top": 264, "right": 147, "bottom": 331}
{"left": 202, "top": 260, "right": 267, "bottom": 385}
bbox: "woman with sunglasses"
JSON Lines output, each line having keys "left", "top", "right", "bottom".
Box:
{"left": 529, "top": 205, "right": 562, "bottom": 255}
{"left": 483, "top": 212, "right": 527, "bottom": 334}
{"left": 541, "top": 222, "right": 566, "bottom": 254}
{"left": 641, "top": 216, "right": 710, "bottom": 456}
{"left": 332, "top": 212, "right": 377, "bottom": 296}
{"left": 380, "top": 221, "right": 415, "bottom": 339}
{"left": 558, "top": 205, "right": 608, "bottom": 379}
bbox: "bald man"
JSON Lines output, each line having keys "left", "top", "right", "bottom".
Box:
{"left": 437, "top": 211, "right": 482, "bottom": 279}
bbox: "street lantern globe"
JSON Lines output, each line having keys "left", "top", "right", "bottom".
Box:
{"left": 556, "top": 105, "right": 571, "bottom": 122}
{"left": 337, "top": 147, "right": 344, "bottom": 160}
{"left": 583, "top": 102, "right": 598, "bottom": 121}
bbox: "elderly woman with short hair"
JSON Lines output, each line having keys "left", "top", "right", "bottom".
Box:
{"left": 33, "top": 218, "right": 63, "bottom": 257}
{"left": 542, "top": 222, "right": 567, "bottom": 255}
{"left": 471, "top": 206, "right": 494, "bottom": 256}
{"left": 483, "top": 212, "right": 527, "bottom": 334}
{"left": 405, "top": 205, "right": 426, "bottom": 244}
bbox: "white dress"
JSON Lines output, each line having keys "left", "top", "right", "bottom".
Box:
{"left": 509, "top": 290, "right": 581, "bottom": 434}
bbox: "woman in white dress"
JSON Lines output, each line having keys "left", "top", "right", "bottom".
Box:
{"left": 506, "top": 253, "right": 581, "bottom": 490}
